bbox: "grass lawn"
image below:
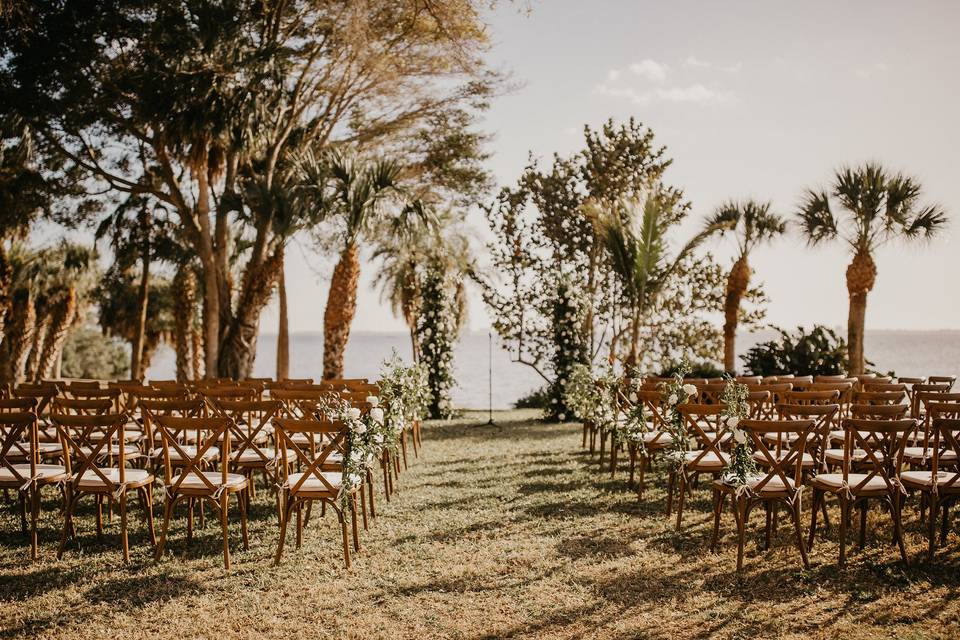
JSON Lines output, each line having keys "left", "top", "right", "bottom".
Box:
{"left": 2, "top": 409, "right": 960, "bottom": 639}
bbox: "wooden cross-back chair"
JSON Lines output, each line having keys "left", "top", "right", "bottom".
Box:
{"left": 626, "top": 390, "right": 674, "bottom": 501}
{"left": 710, "top": 418, "right": 816, "bottom": 572}
{"left": 269, "top": 388, "right": 336, "bottom": 421}
{"left": 12, "top": 384, "right": 58, "bottom": 437}
{"left": 53, "top": 397, "right": 144, "bottom": 465}
{"left": 207, "top": 398, "right": 285, "bottom": 502}
{"left": 910, "top": 383, "right": 953, "bottom": 419}
{"left": 0, "top": 402, "right": 68, "bottom": 560}
{"left": 139, "top": 398, "right": 209, "bottom": 465}
{"left": 903, "top": 396, "right": 960, "bottom": 468}
{"left": 672, "top": 404, "right": 728, "bottom": 529}
{"left": 153, "top": 415, "right": 248, "bottom": 570}
{"left": 782, "top": 389, "right": 840, "bottom": 406}
{"left": 65, "top": 386, "right": 122, "bottom": 410}
{"left": 853, "top": 390, "right": 908, "bottom": 407}
{"left": 52, "top": 412, "right": 155, "bottom": 562}
{"left": 775, "top": 403, "right": 840, "bottom": 476}
{"left": 826, "top": 403, "right": 909, "bottom": 463}
{"left": 929, "top": 375, "right": 957, "bottom": 391}
{"left": 272, "top": 417, "right": 359, "bottom": 568}
{"left": 901, "top": 417, "right": 960, "bottom": 560}
{"left": 808, "top": 417, "right": 915, "bottom": 567}
{"left": 746, "top": 390, "right": 774, "bottom": 420}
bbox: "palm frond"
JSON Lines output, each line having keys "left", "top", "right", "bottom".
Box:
{"left": 796, "top": 188, "right": 838, "bottom": 245}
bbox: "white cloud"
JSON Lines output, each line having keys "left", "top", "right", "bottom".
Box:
{"left": 684, "top": 55, "right": 711, "bottom": 69}
{"left": 654, "top": 84, "right": 733, "bottom": 103}
{"left": 606, "top": 69, "right": 621, "bottom": 82}
{"left": 628, "top": 59, "right": 669, "bottom": 83}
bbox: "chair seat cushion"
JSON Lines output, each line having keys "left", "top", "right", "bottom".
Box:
{"left": 79, "top": 444, "right": 143, "bottom": 459}
{"left": 901, "top": 470, "right": 960, "bottom": 489}
{"left": 0, "top": 463, "right": 69, "bottom": 485}
{"left": 824, "top": 449, "right": 886, "bottom": 464}
{"left": 902, "top": 447, "right": 958, "bottom": 464}
{"left": 719, "top": 474, "right": 796, "bottom": 493}
{"left": 683, "top": 450, "right": 729, "bottom": 470}
{"left": 641, "top": 431, "right": 674, "bottom": 446}
{"left": 752, "top": 450, "right": 815, "bottom": 468}
{"left": 171, "top": 470, "right": 246, "bottom": 493}
{"left": 75, "top": 467, "right": 153, "bottom": 491}
{"left": 151, "top": 445, "right": 220, "bottom": 462}
{"left": 285, "top": 471, "right": 342, "bottom": 495}
{"left": 811, "top": 472, "right": 888, "bottom": 493}
{"left": 230, "top": 447, "right": 296, "bottom": 464}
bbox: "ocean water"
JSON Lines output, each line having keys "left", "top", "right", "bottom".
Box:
{"left": 146, "top": 329, "right": 960, "bottom": 410}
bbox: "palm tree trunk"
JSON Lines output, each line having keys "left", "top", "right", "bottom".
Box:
{"left": 191, "top": 324, "right": 204, "bottom": 381}
{"left": 0, "top": 245, "right": 11, "bottom": 347}
{"left": 323, "top": 242, "right": 360, "bottom": 380}
{"left": 276, "top": 249, "right": 290, "bottom": 380}
{"left": 3, "top": 290, "right": 35, "bottom": 383}
{"left": 38, "top": 286, "right": 77, "bottom": 379}
{"left": 173, "top": 266, "right": 197, "bottom": 382}
{"left": 25, "top": 313, "right": 49, "bottom": 381}
{"left": 723, "top": 255, "right": 751, "bottom": 373}
{"left": 130, "top": 240, "right": 150, "bottom": 379}
{"left": 845, "top": 248, "right": 877, "bottom": 376}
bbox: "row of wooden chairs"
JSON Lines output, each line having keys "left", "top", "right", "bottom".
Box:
{"left": 0, "top": 376, "right": 424, "bottom": 569}
{"left": 578, "top": 373, "right": 960, "bottom": 571}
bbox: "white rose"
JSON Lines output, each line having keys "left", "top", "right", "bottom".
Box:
{"left": 682, "top": 384, "right": 697, "bottom": 396}
{"left": 668, "top": 393, "right": 678, "bottom": 405}
{"left": 355, "top": 422, "right": 367, "bottom": 435}
{"left": 732, "top": 427, "right": 747, "bottom": 444}
{"left": 373, "top": 434, "right": 384, "bottom": 444}
{"left": 348, "top": 473, "right": 362, "bottom": 486}
{"left": 370, "top": 407, "right": 384, "bottom": 424}
{"left": 630, "top": 392, "right": 638, "bottom": 402}
{"left": 726, "top": 416, "right": 740, "bottom": 429}
{"left": 350, "top": 449, "right": 363, "bottom": 461}
{"left": 366, "top": 395, "right": 380, "bottom": 407}
{"left": 346, "top": 407, "right": 361, "bottom": 420}
{"left": 558, "top": 413, "right": 566, "bottom": 421}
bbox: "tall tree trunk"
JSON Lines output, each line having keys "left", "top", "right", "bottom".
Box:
{"left": 0, "top": 245, "right": 11, "bottom": 347}
{"left": 276, "top": 248, "right": 290, "bottom": 380}
{"left": 173, "top": 266, "right": 197, "bottom": 382}
{"left": 194, "top": 169, "right": 220, "bottom": 378}
{"left": 130, "top": 224, "right": 151, "bottom": 379}
{"left": 26, "top": 313, "right": 49, "bottom": 381}
{"left": 218, "top": 244, "right": 284, "bottom": 379}
{"left": 2, "top": 289, "right": 34, "bottom": 383}
{"left": 191, "top": 324, "right": 204, "bottom": 381}
{"left": 723, "top": 255, "right": 751, "bottom": 373}
{"left": 322, "top": 242, "right": 360, "bottom": 380}
{"left": 38, "top": 286, "right": 77, "bottom": 379}
{"left": 845, "top": 248, "right": 876, "bottom": 376}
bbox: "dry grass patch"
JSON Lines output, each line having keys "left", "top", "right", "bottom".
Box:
{"left": 1, "top": 410, "right": 960, "bottom": 639}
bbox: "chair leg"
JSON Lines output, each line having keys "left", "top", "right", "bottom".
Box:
{"left": 764, "top": 502, "right": 773, "bottom": 551}
{"left": 95, "top": 494, "right": 103, "bottom": 538}
{"left": 155, "top": 498, "right": 174, "bottom": 561}
{"left": 186, "top": 497, "right": 194, "bottom": 542}
{"left": 928, "top": 495, "right": 939, "bottom": 561}
{"left": 637, "top": 454, "right": 648, "bottom": 501}
{"left": 838, "top": 498, "right": 849, "bottom": 568}
{"left": 791, "top": 498, "right": 809, "bottom": 569}
{"left": 710, "top": 489, "right": 724, "bottom": 552}
{"left": 29, "top": 487, "right": 40, "bottom": 561}
{"left": 274, "top": 497, "right": 293, "bottom": 566}
{"left": 367, "top": 470, "right": 377, "bottom": 518}
{"left": 735, "top": 496, "right": 747, "bottom": 572}
{"left": 940, "top": 503, "right": 951, "bottom": 546}
{"left": 666, "top": 470, "right": 675, "bottom": 516}
{"left": 858, "top": 499, "right": 868, "bottom": 549}
{"left": 220, "top": 493, "right": 230, "bottom": 571}
{"left": 296, "top": 502, "right": 303, "bottom": 549}
{"left": 359, "top": 483, "right": 369, "bottom": 531}
{"left": 892, "top": 492, "right": 908, "bottom": 566}
{"left": 400, "top": 430, "right": 409, "bottom": 470}
{"left": 350, "top": 494, "right": 360, "bottom": 552}
{"left": 239, "top": 491, "right": 249, "bottom": 551}
{"left": 340, "top": 509, "right": 351, "bottom": 569}
{"left": 120, "top": 491, "right": 130, "bottom": 563}
{"left": 675, "top": 473, "right": 688, "bottom": 531}
{"left": 58, "top": 489, "right": 78, "bottom": 559}
{"left": 143, "top": 486, "right": 157, "bottom": 547}
{"left": 808, "top": 490, "right": 820, "bottom": 551}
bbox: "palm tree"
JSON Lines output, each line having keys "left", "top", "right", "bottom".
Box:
{"left": 597, "top": 193, "right": 733, "bottom": 368}
{"left": 276, "top": 244, "right": 290, "bottom": 380}
{"left": 798, "top": 162, "right": 947, "bottom": 374}
{"left": 704, "top": 200, "right": 786, "bottom": 373}
{"left": 309, "top": 150, "right": 413, "bottom": 380}
{"left": 371, "top": 208, "right": 473, "bottom": 361}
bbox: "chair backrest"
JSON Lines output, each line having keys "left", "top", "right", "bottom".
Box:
{"left": 51, "top": 397, "right": 114, "bottom": 416}
{"left": 928, "top": 375, "right": 956, "bottom": 390}
{"left": 742, "top": 418, "right": 816, "bottom": 490}
{"left": 139, "top": 398, "right": 204, "bottom": 446}
{"left": 0, "top": 411, "right": 38, "bottom": 485}
{"left": 269, "top": 388, "right": 336, "bottom": 419}
{"left": 153, "top": 416, "right": 231, "bottom": 492}
{"left": 11, "top": 385, "right": 57, "bottom": 419}
{"left": 698, "top": 384, "right": 726, "bottom": 405}
{"left": 849, "top": 403, "right": 909, "bottom": 420}
{"left": 746, "top": 390, "right": 773, "bottom": 419}
{"left": 198, "top": 386, "right": 257, "bottom": 415}
{"left": 777, "top": 403, "right": 840, "bottom": 467}
{"left": 752, "top": 383, "right": 792, "bottom": 407}
{"left": 209, "top": 399, "right": 282, "bottom": 463}
{"left": 273, "top": 418, "right": 347, "bottom": 494}
{"left": 928, "top": 418, "right": 960, "bottom": 490}
{"left": 52, "top": 413, "right": 130, "bottom": 489}
{"left": 783, "top": 390, "right": 840, "bottom": 406}
{"left": 852, "top": 390, "right": 907, "bottom": 406}
{"left": 678, "top": 404, "right": 727, "bottom": 465}
{"left": 65, "top": 380, "right": 101, "bottom": 391}
{"left": 736, "top": 376, "right": 763, "bottom": 385}
{"left": 836, "top": 417, "right": 914, "bottom": 492}
{"left": 862, "top": 382, "right": 908, "bottom": 394}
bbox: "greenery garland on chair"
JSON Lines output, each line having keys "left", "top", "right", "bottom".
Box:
{"left": 719, "top": 377, "right": 757, "bottom": 488}
{"left": 416, "top": 261, "right": 458, "bottom": 419}
{"left": 660, "top": 358, "right": 697, "bottom": 467}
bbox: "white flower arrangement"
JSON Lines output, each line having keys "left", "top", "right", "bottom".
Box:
{"left": 719, "top": 378, "right": 757, "bottom": 488}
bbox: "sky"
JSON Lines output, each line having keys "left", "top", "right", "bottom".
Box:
{"left": 267, "top": 0, "right": 960, "bottom": 336}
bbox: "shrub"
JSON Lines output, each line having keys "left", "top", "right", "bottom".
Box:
{"left": 741, "top": 325, "right": 850, "bottom": 376}
{"left": 60, "top": 325, "right": 129, "bottom": 379}
{"left": 514, "top": 385, "right": 550, "bottom": 409}
{"left": 659, "top": 360, "right": 726, "bottom": 379}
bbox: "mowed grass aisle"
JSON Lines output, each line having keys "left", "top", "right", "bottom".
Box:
{"left": 2, "top": 409, "right": 960, "bottom": 639}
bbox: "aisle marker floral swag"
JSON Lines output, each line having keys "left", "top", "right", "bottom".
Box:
{"left": 719, "top": 377, "right": 758, "bottom": 492}
{"left": 661, "top": 358, "right": 698, "bottom": 467}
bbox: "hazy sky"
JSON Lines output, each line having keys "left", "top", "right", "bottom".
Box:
{"left": 268, "top": 0, "right": 960, "bottom": 335}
